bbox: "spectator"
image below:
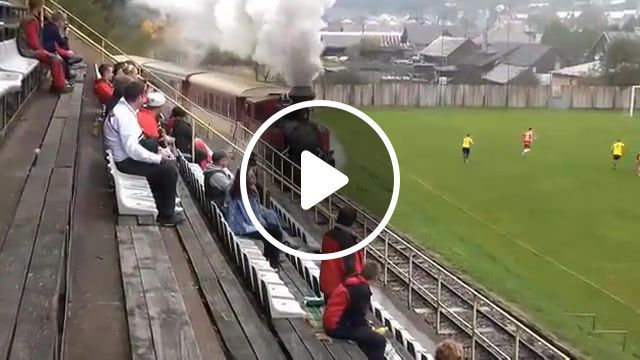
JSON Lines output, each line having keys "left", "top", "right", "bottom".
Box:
{"left": 92, "top": 63, "right": 115, "bottom": 137}
{"left": 42, "top": 11, "right": 82, "bottom": 80}
{"left": 204, "top": 151, "right": 234, "bottom": 211}
{"left": 122, "top": 63, "right": 139, "bottom": 78}
{"left": 434, "top": 340, "right": 463, "bottom": 360}
{"left": 193, "top": 138, "right": 213, "bottom": 169}
{"left": 320, "top": 206, "right": 363, "bottom": 299}
{"left": 227, "top": 168, "right": 283, "bottom": 268}
{"left": 138, "top": 92, "right": 165, "bottom": 139}
{"left": 167, "top": 106, "right": 212, "bottom": 164}
{"left": 164, "top": 106, "right": 185, "bottom": 135}
{"left": 248, "top": 153, "right": 265, "bottom": 205}
{"left": 323, "top": 262, "right": 386, "bottom": 360}
{"left": 93, "top": 64, "right": 114, "bottom": 105}
{"left": 18, "top": 0, "right": 72, "bottom": 94}
{"left": 107, "top": 74, "right": 134, "bottom": 116}
{"left": 103, "top": 80, "right": 184, "bottom": 226}
{"left": 113, "top": 62, "right": 128, "bottom": 77}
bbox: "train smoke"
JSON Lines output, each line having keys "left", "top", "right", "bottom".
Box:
{"left": 131, "top": 0, "right": 334, "bottom": 86}
{"left": 215, "top": 0, "right": 336, "bottom": 86}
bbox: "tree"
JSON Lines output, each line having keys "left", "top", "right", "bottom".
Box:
{"left": 541, "top": 20, "right": 599, "bottom": 64}
{"left": 576, "top": 4, "right": 608, "bottom": 32}
{"left": 603, "top": 38, "right": 640, "bottom": 85}
{"left": 57, "top": 0, "right": 154, "bottom": 54}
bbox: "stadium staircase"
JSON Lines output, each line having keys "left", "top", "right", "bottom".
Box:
{"left": 45, "top": 0, "right": 584, "bottom": 359}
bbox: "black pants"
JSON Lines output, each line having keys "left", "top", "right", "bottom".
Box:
{"left": 62, "top": 59, "right": 71, "bottom": 80}
{"left": 327, "top": 325, "right": 386, "bottom": 360}
{"left": 116, "top": 158, "right": 178, "bottom": 219}
{"left": 246, "top": 223, "right": 283, "bottom": 268}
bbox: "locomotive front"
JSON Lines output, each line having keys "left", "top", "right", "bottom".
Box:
{"left": 279, "top": 86, "right": 333, "bottom": 166}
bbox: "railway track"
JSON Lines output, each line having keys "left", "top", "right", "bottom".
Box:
{"left": 303, "top": 192, "right": 570, "bottom": 360}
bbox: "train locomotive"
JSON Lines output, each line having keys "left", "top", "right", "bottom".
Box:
{"left": 114, "top": 55, "right": 333, "bottom": 166}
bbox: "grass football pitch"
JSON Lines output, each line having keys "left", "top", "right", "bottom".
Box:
{"left": 316, "top": 108, "right": 640, "bottom": 359}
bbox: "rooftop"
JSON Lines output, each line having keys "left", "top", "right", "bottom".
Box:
{"left": 420, "top": 36, "right": 469, "bottom": 57}
{"left": 482, "top": 63, "right": 531, "bottom": 84}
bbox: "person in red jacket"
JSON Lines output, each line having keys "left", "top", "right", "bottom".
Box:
{"left": 93, "top": 64, "right": 114, "bottom": 105}
{"left": 18, "top": 0, "right": 71, "bottom": 94}
{"left": 320, "top": 206, "right": 364, "bottom": 300}
{"left": 138, "top": 92, "right": 166, "bottom": 139}
{"left": 323, "top": 262, "right": 386, "bottom": 360}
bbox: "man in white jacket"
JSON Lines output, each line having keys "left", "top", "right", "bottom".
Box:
{"left": 104, "top": 81, "right": 185, "bottom": 226}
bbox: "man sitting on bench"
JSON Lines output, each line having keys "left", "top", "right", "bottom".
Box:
{"left": 18, "top": 0, "right": 72, "bottom": 94}
{"left": 103, "top": 81, "right": 185, "bottom": 226}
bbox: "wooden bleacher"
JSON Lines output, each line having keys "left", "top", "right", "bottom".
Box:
{"left": 0, "top": 69, "right": 84, "bottom": 359}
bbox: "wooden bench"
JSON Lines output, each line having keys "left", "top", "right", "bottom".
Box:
{"left": 0, "top": 73, "right": 83, "bottom": 359}
{"left": 174, "top": 180, "right": 289, "bottom": 360}
{"left": 115, "top": 219, "right": 203, "bottom": 359}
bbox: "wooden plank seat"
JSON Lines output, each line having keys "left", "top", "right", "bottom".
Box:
{"left": 270, "top": 198, "right": 433, "bottom": 360}
{"left": 175, "top": 180, "right": 289, "bottom": 360}
{"left": 0, "top": 73, "right": 82, "bottom": 359}
{"left": 116, "top": 223, "right": 203, "bottom": 359}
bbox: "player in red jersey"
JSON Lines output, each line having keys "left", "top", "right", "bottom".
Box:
{"left": 522, "top": 128, "right": 536, "bottom": 157}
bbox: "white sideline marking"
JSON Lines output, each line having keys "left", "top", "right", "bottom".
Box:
{"left": 411, "top": 175, "right": 640, "bottom": 317}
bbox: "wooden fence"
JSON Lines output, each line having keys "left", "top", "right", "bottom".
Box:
{"left": 312, "top": 83, "right": 638, "bottom": 110}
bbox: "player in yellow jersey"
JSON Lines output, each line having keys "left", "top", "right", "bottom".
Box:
{"left": 462, "top": 134, "right": 474, "bottom": 164}
{"left": 611, "top": 139, "right": 625, "bottom": 169}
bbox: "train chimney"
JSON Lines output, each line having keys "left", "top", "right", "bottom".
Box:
{"left": 289, "top": 86, "right": 316, "bottom": 104}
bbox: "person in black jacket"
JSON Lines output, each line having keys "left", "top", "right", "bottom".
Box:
{"left": 323, "top": 262, "right": 386, "bottom": 360}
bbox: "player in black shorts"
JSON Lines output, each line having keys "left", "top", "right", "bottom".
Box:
{"left": 462, "top": 134, "right": 474, "bottom": 164}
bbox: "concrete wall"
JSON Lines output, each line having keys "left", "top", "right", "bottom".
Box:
{"left": 313, "top": 83, "right": 638, "bottom": 110}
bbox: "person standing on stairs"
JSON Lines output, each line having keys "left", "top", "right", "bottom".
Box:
{"left": 17, "top": 0, "right": 72, "bottom": 94}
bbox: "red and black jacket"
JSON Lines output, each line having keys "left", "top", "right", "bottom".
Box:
{"left": 323, "top": 275, "right": 371, "bottom": 332}
{"left": 320, "top": 227, "right": 364, "bottom": 298}
{"left": 93, "top": 79, "right": 114, "bottom": 105}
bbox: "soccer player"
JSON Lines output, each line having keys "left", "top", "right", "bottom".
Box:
{"left": 635, "top": 151, "right": 640, "bottom": 176}
{"left": 462, "top": 134, "right": 474, "bottom": 164}
{"left": 611, "top": 139, "right": 625, "bottom": 169}
{"left": 521, "top": 128, "right": 536, "bottom": 157}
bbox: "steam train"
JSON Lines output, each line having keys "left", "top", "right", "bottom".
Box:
{"left": 112, "top": 55, "right": 332, "bottom": 164}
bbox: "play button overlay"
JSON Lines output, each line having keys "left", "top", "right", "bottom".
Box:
{"left": 239, "top": 99, "right": 400, "bottom": 261}
{"left": 301, "top": 151, "right": 349, "bottom": 210}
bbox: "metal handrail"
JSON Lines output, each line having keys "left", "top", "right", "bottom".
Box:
{"left": 51, "top": 2, "right": 572, "bottom": 357}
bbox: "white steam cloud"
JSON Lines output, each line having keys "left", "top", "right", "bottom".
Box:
{"left": 215, "top": 0, "right": 335, "bottom": 86}
{"left": 131, "top": 0, "right": 335, "bottom": 86}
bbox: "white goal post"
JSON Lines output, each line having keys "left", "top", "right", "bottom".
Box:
{"left": 630, "top": 85, "right": 640, "bottom": 117}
